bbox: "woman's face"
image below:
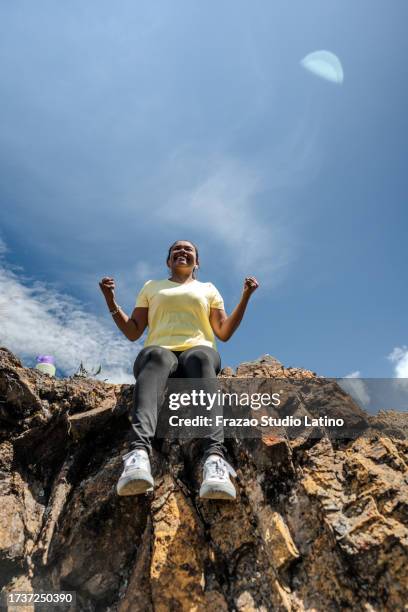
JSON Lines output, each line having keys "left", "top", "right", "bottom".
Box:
{"left": 167, "top": 241, "right": 198, "bottom": 272}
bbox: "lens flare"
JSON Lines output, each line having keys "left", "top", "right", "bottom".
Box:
{"left": 300, "top": 50, "right": 344, "bottom": 84}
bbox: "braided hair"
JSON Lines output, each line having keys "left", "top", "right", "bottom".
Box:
{"left": 166, "top": 240, "right": 200, "bottom": 279}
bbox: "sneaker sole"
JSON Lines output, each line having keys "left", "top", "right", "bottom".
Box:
{"left": 199, "top": 482, "right": 236, "bottom": 501}
{"left": 117, "top": 472, "right": 154, "bottom": 496}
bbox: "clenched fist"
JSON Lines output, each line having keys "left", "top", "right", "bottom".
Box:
{"left": 242, "top": 276, "right": 259, "bottom": 298}
{"left": 99, "top": 277, "right": 116, "bottom": 302}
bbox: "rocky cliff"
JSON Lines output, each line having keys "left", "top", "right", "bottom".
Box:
{"left": 0, "top": 347, "right": 407, "bottom": 611}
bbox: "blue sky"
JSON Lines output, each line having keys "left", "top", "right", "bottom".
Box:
{"left": 0, "top": 1, "right": 407, "bottom": 382}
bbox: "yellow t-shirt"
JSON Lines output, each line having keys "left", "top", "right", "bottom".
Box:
{"left": 135, "top": 279, "right": 225, "bottom": 351}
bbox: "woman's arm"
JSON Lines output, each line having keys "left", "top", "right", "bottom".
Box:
{"left": 209, "top": 276, "right": 259, "bottom": 342}
{"left": 99, "top": 277, "right": 148, "bottom": 342}
{"left": 111, "top": 306, "right": 148, "bottom": 342}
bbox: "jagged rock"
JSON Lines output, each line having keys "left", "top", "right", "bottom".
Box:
{"left": 0, "top": 346, "right": 407, "bottom": 611}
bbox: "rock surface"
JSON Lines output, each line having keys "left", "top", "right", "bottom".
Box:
{"left": 0, "top": 346, "right": 407, "bottom": 611}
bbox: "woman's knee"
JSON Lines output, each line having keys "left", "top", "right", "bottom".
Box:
{"left": 133, "top": 346, "right": 177, "bottom": 378}
{"left": 179, "top": 346, "right": 221, "bottom": 374}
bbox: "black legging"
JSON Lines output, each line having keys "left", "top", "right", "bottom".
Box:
{"left": 130, "top": 345, "right": 225, "bottom": 459}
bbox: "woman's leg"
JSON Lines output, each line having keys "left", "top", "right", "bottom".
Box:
{"left": 177, "top": 345, "right": 225, "bottom": 460}
{"left": 130, "top": 346, "right": 179, "bottom": 455}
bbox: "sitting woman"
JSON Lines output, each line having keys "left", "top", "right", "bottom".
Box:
{"left": 99, "top": 240, "right": 259, "bottom": 500}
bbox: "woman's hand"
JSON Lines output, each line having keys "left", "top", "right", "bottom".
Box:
{"left": 210, "top": 276, "right": 259, "bottom": 341}
{"left": 242, "top": 276, "right": 259, "bottom": 298}
{"left": 99, "top": 277, "right": 116, "bottom": 303}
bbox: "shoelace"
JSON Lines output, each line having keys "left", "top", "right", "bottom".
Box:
{"left": 206, "top": 457, "right": 237, "bottom": 479}
{"left": 122, "top": 450, "right": 148, "bottom": 467}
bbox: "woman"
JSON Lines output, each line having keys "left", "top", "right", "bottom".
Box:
{"left": 99, "top": 240, "right": 259, "bottom": 500}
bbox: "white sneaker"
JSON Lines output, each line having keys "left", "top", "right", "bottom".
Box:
{"left": 116, "top": 449, "right": 154, "bottom": 496}
{"left": 199, "top": 454, "right": 237, "bottom": 501}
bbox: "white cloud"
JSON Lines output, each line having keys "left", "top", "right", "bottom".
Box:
{"left": 388, "top": 346, "right": 408, "bottom": 378}
{"left": 0, "top": 249, "right": 141, "bottom": 384}
{"left": 345, "top": 370, "right": 361, "bottom": 378}
{"left": 115, "top": 259, "right": 161, "bottom": 300}
{"left": 157, "top": 157, "right": 294, "bottom": 286}
{"left": 63, "top": 261, "right": 160, "bottom": 311}
{"left": 133, "top": 260, "right": 157, "bottom": 280}
{"left": 0, "top": 236, "right": 8, "bottom": 255}
{"left": 339, "top": 371, "right": 370, "bottom": 407}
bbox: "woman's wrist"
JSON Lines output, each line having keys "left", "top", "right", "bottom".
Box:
{"left": 110, "top": 305, "right": 121, "bottom": 315}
